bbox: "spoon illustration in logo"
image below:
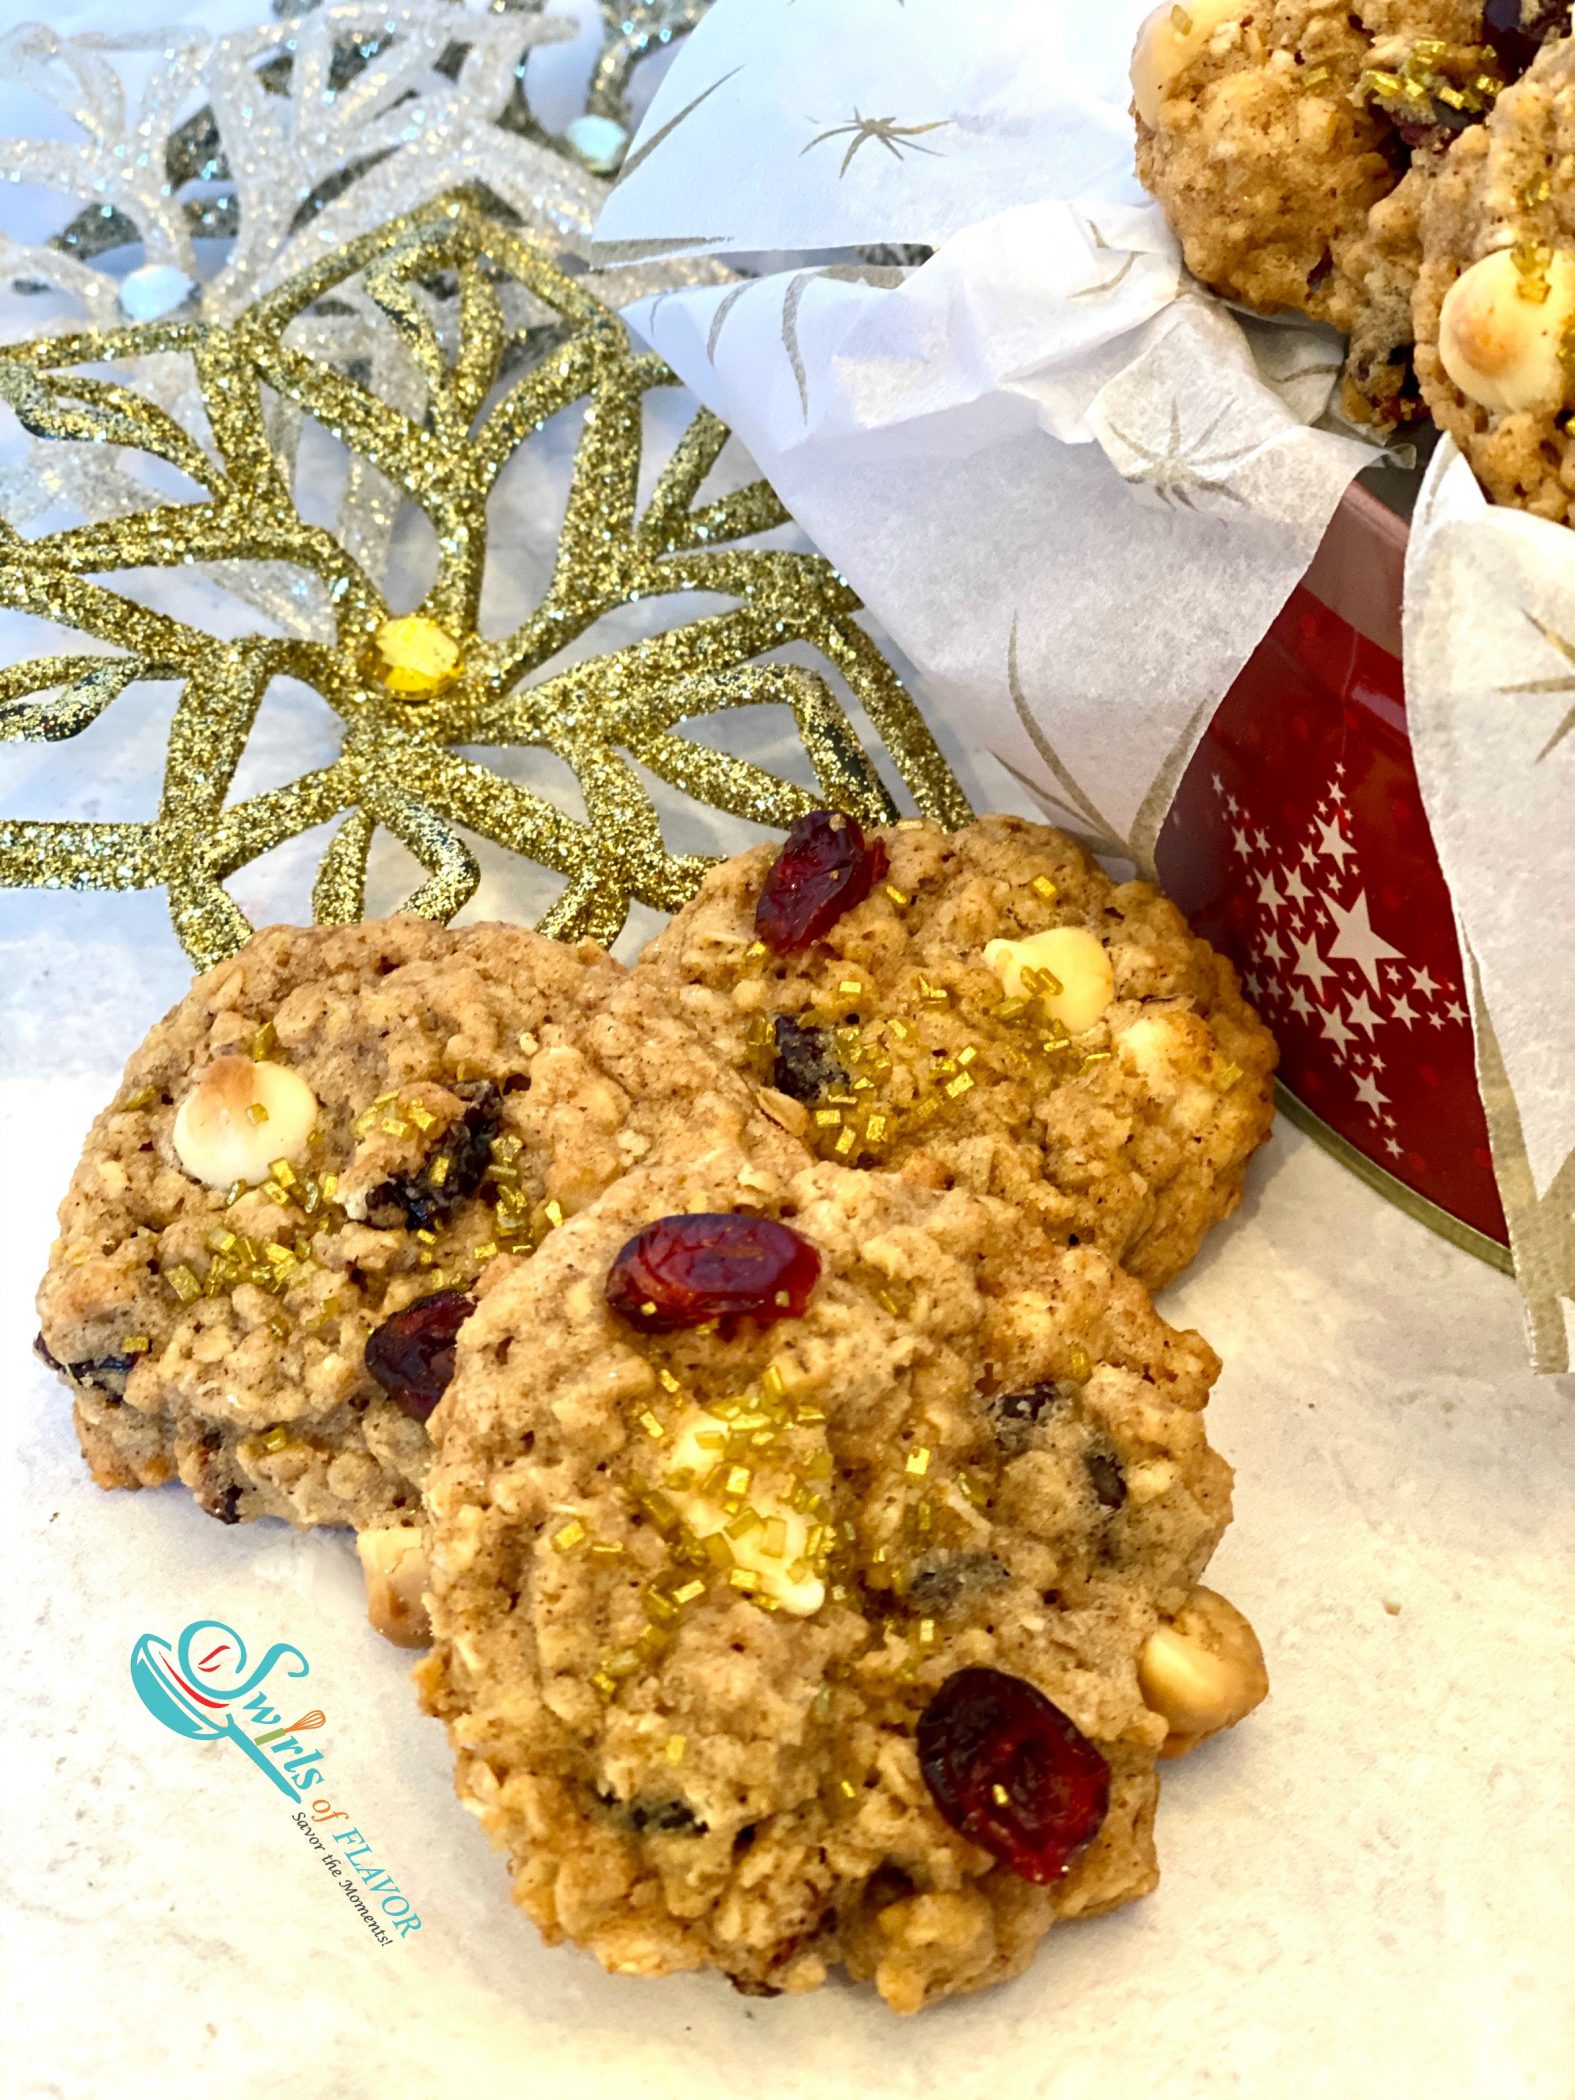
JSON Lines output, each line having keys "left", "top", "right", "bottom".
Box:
{"left": 130, "top": 1620, "right": 313, "bottom": 1798}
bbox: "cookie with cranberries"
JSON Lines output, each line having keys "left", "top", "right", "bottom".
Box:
{"left": 35, "top": 917, "right": 805, "bottom": 1586}
{"left": 418, "top": 1149, "right": 1263, "bottom": 2011}
{"left": 637, "top": 814, "right": 1275, "bottom": 1290}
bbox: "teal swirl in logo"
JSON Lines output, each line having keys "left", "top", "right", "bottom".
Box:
{"left": 130, "top": 1618, "right": 312, "bottom": 1798}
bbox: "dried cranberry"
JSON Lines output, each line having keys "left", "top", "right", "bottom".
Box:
{"left": 366, "top": 1081, "right": 503, "bottom": 1231}
{"left": 1483, "top": 0, "right": 1571, "bottom": 77}
{"left": 917, "top": 1666, "right": 1109, "bottom": 1885}
{"left": 604, "top": 1212, "right": 820, "bottom": 1332}
{"left": 364, "top": 1287, "right": 475, "bottom": 1420}
{"left": 754, "top": 810, "right": 889, "bottom": 954}
{"left": 770, "top": 1015, "right": 849, "bottom": 1103}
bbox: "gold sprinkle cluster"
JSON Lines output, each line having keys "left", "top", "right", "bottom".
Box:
{"left": 746, "top": 876, "right": 1113, "bottom": 1167}
{"left": 568, "top": 1365, "right": 840, "bottom": 1698}
{"left": 0, "top": 190, "right": 968, "bottom": 968}
{"left": 1357, "top": 39, "right": 1499, "bottom": 120}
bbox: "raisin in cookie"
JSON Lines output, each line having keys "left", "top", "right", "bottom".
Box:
{"left": 1413, "top": 32, "right": 1575, "bottom": 520}
{"left": 637, "top": 814, "right": 1275, "bottom": 1291}
{"left": 36, "top": 917, "right": 804, "bottom": 1542}
{"left": 417, "top": 1150, "right": 1265, "bottom": 2011}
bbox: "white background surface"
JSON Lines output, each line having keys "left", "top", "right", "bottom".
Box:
{"left": 1, "top": 5, "right": 1573, "bottom": 2098}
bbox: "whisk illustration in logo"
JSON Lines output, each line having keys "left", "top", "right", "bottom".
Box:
{"left": 129, "top": 1617, "right": 327, "bottom": 1794}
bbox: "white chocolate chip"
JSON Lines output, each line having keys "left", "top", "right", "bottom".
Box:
{"left": 983, "top": 926, "right": 1115, "bottom": 1034}
{"left": 1138, "top": 1587, "right": 1268, "bottom": 1757}
{"left": 1439, "top": 249, "right": 1575, "bottom": 415}
{"left": 171, "top": 1055, "right": 318, "bottom": 1189}
{"left": 356, "top": 1525, "right": 431, "bottom": 1648}
{"left": 1130, "top": 0, "right": 1245, "bottom": 126}
{"left": 1115, "top": 1011, "right": 1217, "bottom": 1130}
{"left": 663, "top": 1409, "right": 825, "bottom": 1617}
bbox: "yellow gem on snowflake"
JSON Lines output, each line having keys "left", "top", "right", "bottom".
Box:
{"left": 366, "top": 616, "right": 464, "bottom": 700}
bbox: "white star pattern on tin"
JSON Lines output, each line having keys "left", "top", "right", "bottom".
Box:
{"left": 1354, "top": 1070, "right": 1388, "bottom": 1113}
{"left": 1214, "top": 759, "right": 1459, "bottom": 1150}
{"left": 1291, "top": 930, "right": 1337, "bottom": 993}
{"left": 1325, "top": 887, "right": 1407, "bottom": 991}
{"left": 1320, "top": 1002, "right": 1356, "bottom": 1053}
{"left": 1313, "top": 813, "right": 1355, "bottom": 867}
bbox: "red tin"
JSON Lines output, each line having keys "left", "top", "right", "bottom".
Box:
{"left": 1155, "top": 479, "right": 1510, "bottom": 1263}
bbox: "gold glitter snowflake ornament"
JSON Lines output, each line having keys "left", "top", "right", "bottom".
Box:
{"left": 0, "top": 192, "right": 964, "bottom": 967}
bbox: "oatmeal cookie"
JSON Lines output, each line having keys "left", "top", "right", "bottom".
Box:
{"left": 1132, "top": 0, "right": 1398, "bottom": 331}
{"left": 36, "top": 917, "right": 803, "bottom": 1536}
{"left": 418, "top": 1151, "right": 1264, "bottom": 2011}
{"left": 1413, "top": 32, "right": 1575, "bottom": 520}
{"left": 636, "top": 815, "right": 1276, "bottom": 1291}
{"left": 1131, "top": 5, "right": 1568, "bottom": 427}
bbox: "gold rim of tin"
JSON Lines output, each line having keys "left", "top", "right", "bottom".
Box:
{"left": 1274, "top": 1082, "right": 1514, "bottom": 1275}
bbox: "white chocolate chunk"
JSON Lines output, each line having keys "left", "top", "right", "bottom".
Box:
{"left": 1131, "top": 0, "right": 1245, "bottom": 126}
{"left": 983, "top": 926, "right": 1115, "bottom": 1034}
{"left": 1115, "top": 1011, "right": 1217, "bottom": 1130}
{"left": 1439, "top": 249, "right": 1575, "bottom": 415}
{"left": 1138, "top": 1586, "right": 1269, "bottom": 1757}
{"left": 172, "top": 1055, "right": 318, "bottom": 1189}
{"left": 356, "top": 1526, "right": 431, "bottom": 1648}
{"left": 664, "top": 1409, "right": 825, "bottom": 1617}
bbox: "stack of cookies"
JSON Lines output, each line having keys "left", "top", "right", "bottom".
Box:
{"left": 36, "top": 813, "right": 1276, "bottom": 2012}
{"left": 1133, "top": 0, "right": 1575, "bottom": 523}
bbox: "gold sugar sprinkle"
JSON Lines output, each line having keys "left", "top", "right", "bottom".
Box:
{"left": 552, "top": 1518, "right": 588, "bottom": 1553}
{"left": 251, "top": 1023, "right": 276, "bottom": 1061}
{"left": 260, "top": 1425, "right": 290, "bottom": 1453}
{"left": 119, "top": 1084, "right": 158, "bottom": 1112}
{"left": 246, "top": 1103, "right": 269, "bottom": 1125}
{"left": 122, "top": 1333, "right": 150, "bottom": 1354}
{"left": 665, "top": 1735, "right": 686, "bottom": 1764}
{"left": 906, "top": 1446, "right": 932, "bottom": 1477}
